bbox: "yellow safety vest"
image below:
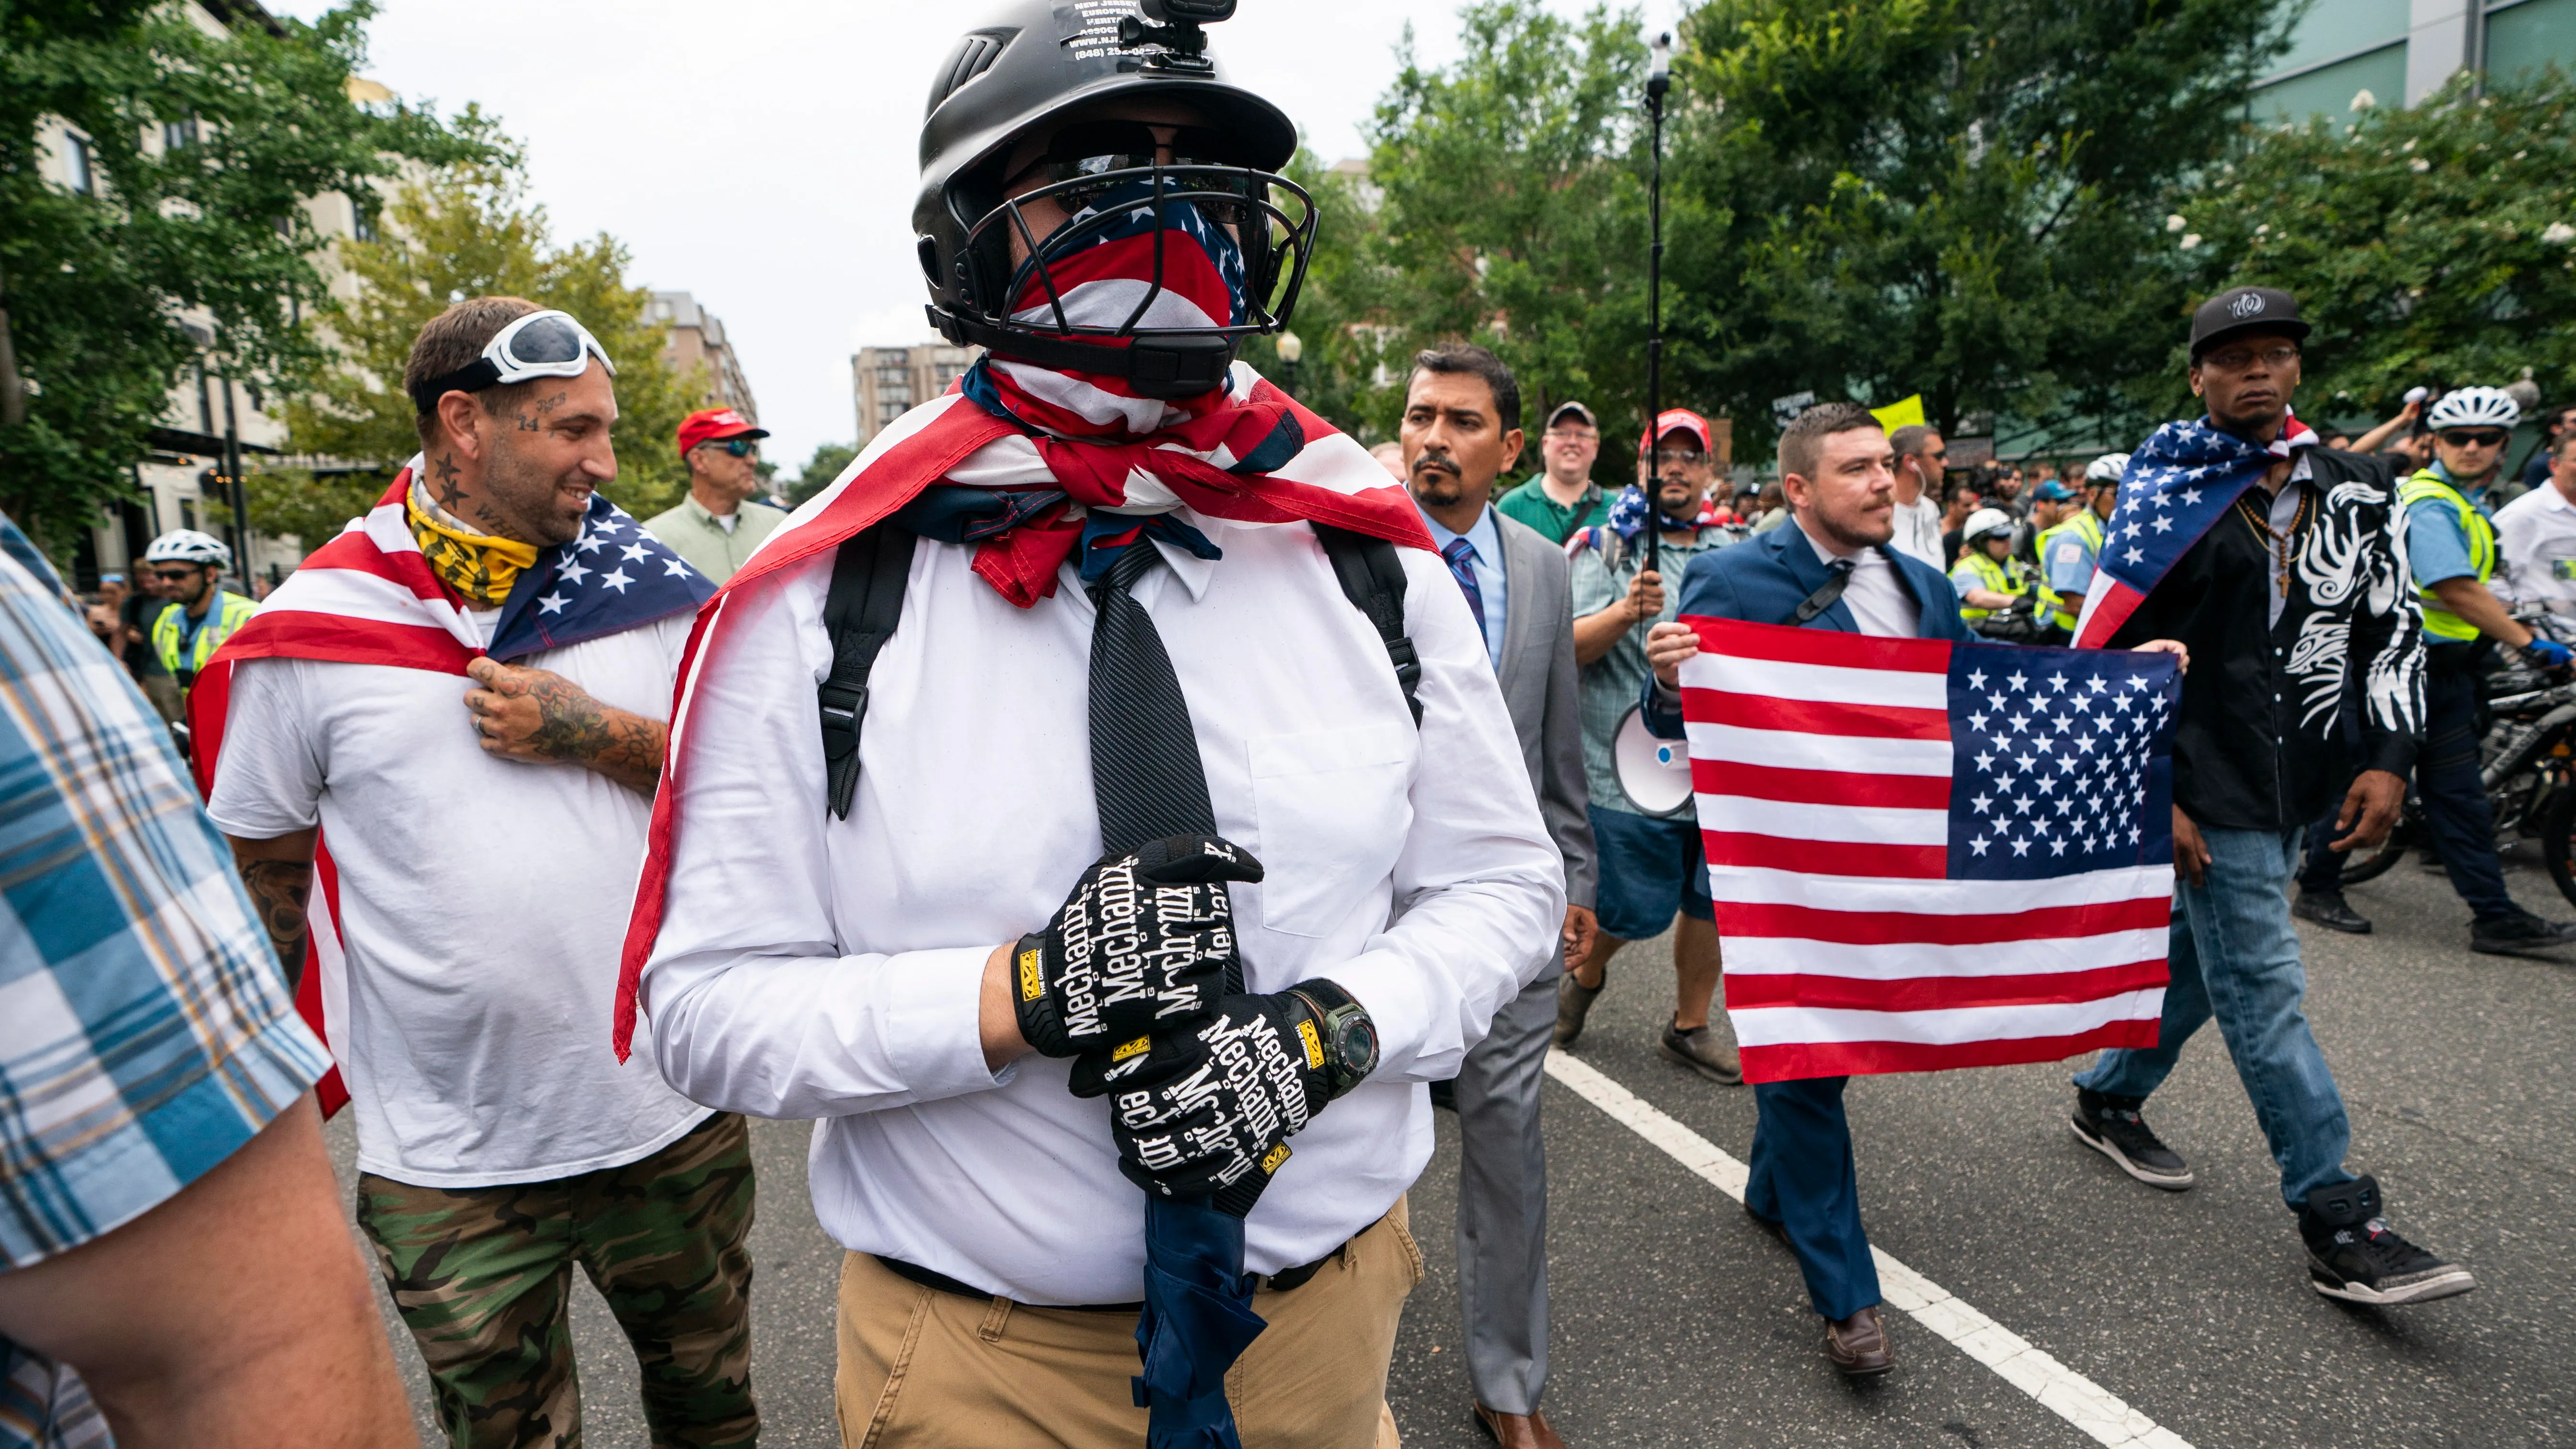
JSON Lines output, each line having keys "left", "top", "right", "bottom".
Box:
{"left": 2034, "top": 509, "right": 2105, "bottom": 633}
{"left": 2398, "top": 470, "right": 2496, "bottom": 644}
{"left": 153, "top": 588, "right": 257, "bottom": 686}
{"left": 1953, "top": 552, "right": 2030, "bottom": 623}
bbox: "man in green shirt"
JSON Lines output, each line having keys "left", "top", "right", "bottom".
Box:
{"left": 643, "top": 407, "right": 790, "bottom": 584}
{"left": 1495, "top": 401, "right": 1611, "bottom": 543}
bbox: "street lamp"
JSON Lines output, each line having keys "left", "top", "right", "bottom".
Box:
{"left": 1276, "top": 330, "right": 1303, "bottom": 397}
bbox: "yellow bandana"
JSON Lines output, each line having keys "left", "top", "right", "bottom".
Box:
{"left": 407, "top": 478, "right": 540, "bottom": 608}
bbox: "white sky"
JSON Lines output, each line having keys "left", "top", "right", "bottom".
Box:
{"left": 262, "top": 0, "right": 1682, "bottom": 470}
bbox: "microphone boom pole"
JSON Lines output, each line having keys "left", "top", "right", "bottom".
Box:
{"left": 1642, "top": 32, "right": 1671, "bottom": 588}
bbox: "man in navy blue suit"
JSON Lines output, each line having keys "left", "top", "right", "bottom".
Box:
{"left": 1635, "top": 402, "right": 2183, "bottom": 1377}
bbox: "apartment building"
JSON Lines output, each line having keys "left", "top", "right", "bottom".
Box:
{"left": 654, "top": 292, "right": 760, "bottom": 424}
{"left": 852, "top": 342, "right": 980, "bottom": 445}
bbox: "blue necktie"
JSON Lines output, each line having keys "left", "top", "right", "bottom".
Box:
{"left": 1442, "top": 536, "right": 1487, "bottom": 643}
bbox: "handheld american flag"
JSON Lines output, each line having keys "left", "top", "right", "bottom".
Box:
{"left": 1679, "top": 617, "right": 2182, "bottom": 1083}
{"left": 2072, "top": 414, "right": 2316, "bottom": 649}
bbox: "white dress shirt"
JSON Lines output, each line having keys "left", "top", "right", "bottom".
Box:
{"left": 2495, "top": 480, "right": 2576, "bottom": 613}
{"left": 1796, "top": 518, "right": 1922, "bottom": 639}
{"left": 640, "top": 510, "right": 1564, "bottom": 1305}
{"left": 1417, "top": 501, "right": 1508, "bottom": 671}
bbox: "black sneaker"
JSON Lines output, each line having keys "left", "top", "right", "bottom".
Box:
{"left": 2293, "top": 889, "right": 2373, "bottom": 934}
{"left": 2471, "top": 909, "right": 2576, "bottom": 954}
{"left": 2300, "top": 1176, "right": 2476, "bottom": 1306}
{"left": 2070, "top": 1088, "right": 2195, "bottom": 1190}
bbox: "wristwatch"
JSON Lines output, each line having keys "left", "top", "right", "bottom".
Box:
{"left": 1288, "top": 979, "right": 1379, "bottom": 1100}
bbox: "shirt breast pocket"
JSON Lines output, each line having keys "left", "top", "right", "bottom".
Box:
{"left": 1247, "top": 722, "right": 1418, "bottom": 938}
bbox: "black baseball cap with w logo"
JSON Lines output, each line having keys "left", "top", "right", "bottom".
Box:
{"left": 2188, "top": 285, "right": 2310, "bottom": 360}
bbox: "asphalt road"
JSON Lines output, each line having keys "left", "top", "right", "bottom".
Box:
{"left": 328, "top": 843, "right": 2576, "bottom": 1447}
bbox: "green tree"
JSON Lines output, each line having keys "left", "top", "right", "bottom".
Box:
{"left": 0, "top": 0, "right": 474, "bottom": 550}
{"left": 788, "top": 441, "right": 857, "bottom": 507}
{"left": 2173, "top": 70, "right": 2576, "bottom": 423}
{"left": 1235, "top": 150, "right": 1403, "bottom": 442}
{"left": 1359, "top": 2, "right": 1651, "bottom": 455}
{"left": 1667, "top": 0, "right": 2295, "bottom": 460}
{"left": 284, "top": 122, "right": 711, "bottom": 523}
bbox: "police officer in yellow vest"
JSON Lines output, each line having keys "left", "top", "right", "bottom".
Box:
{"left": 1947, "top": 507, "right": 2033, "bottom": 633}
{"left": 2302, "top": 385, "right": 2576, "bottom": 951}
{"left": 143, "top": 529, "right": 256, "bottom": 692}
{"left": 2035, "top": 455, "right": 2120, "bottom": 638}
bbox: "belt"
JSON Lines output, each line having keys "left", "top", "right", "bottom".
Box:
{"left": 876, "top": 1237, "right": 1351, "bottom": 1314}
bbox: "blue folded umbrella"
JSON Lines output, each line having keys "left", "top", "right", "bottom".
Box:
{"left": 1136, "top": 1196, "right": 1268, "bottom": 1448}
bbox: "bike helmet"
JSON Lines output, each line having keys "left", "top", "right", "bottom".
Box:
{"left": 2084, "top": 452, "right": 2129, "bottom": 485}
{"left": 143, "top": 529, "right": 232, "bottom": 571}
{"left": 2425, "top": 386, "right": 2521, "bottom": 431}
{"left": 913, "top": 0, "right": 1313, "bottom": 398}
{"left": 1963, "top": 507, "right": 2014, "bottom": 544}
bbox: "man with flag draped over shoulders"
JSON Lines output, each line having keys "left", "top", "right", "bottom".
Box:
{"left": 193, "top": 297, "right": 759, "bottom": 1449}
{"left": 2059, "top": 285, "right": 2475, "bottom": 1307}
{"left": 617, "top": 5, "right": 1560, "bottom": 1446}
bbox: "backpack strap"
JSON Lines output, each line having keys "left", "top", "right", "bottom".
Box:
{"left": 817, "top": 525, "right": 918, "bottom": 820}
{"left": 1312, "top": 523, "right": 1423, "bottom": 728}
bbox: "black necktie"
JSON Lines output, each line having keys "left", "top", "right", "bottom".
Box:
{"left": 1088, "top": 540, "right": 1217, "bottom": 858}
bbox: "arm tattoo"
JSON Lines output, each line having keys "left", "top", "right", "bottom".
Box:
{"left": 521, "top": 673, "right": 668, "bottom": 793}
{"left": 238, "top": 859, "right": 314, "bottom": 983}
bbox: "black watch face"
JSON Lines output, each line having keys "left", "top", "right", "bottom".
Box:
{"left": 1333, "top": 1015, "right": 1380, "bottom": 1079}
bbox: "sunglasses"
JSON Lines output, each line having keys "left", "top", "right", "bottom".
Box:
{"left": 2440, "top": 429, "right": 2510, "bottom": 448}
{"left": 148, "top": 567, "right": 198, "bottom": 582}
{"left": 717, "top": 438, "right": 759, "bottom": 458}
{"left": 1005, "top": 120, "right": 1264, "bottom": 220}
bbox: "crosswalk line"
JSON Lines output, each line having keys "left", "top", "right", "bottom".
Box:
{"left": 1543, "top": 1049, "right": 2194, "bottom": 1449}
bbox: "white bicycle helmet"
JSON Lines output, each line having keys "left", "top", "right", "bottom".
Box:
{"left": 1963, "top": 507, "right": 2015, "bottom": 544}
{"left": 142, "top": 529, "right": 232, "bottom": 571}
{"left": 2084, "top": 452, "right": 2129, "bottom": 485}
{"left": 2425, "top": 386, "right": 2521, "bottom": 431}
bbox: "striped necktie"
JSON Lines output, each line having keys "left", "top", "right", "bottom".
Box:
{"left": 1441, "top": 535, "right": 1487, "bottom": 643}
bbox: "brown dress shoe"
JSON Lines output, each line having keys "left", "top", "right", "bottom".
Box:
{"left": 1474, "top": 1402, "right": 1570, "bottom": 1449}
{"left": 1824, "top": 1305, "right": 1895, "bottom": 1378}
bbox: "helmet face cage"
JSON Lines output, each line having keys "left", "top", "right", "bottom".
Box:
{"left": 951, "top": 159, "right": 1316, "bottom": 346}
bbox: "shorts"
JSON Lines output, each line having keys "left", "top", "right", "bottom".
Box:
{"left": 1588, "top": 804, "right": 1713, "bottom": 942}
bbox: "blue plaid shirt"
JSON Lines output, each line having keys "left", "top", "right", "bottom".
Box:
{"left": 0, "top": 517, "right": 326, "bottom": 1449}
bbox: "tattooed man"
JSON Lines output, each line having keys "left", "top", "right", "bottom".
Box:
{"left": 200, "top": 297, "right": 756, "bottom": 1448}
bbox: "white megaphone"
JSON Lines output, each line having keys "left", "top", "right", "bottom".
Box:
{"left": 1611, "top": 704, "right": 1694, "bottom": 814}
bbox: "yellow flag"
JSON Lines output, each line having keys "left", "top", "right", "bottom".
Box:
{"left": 1870, "top": 395, "right": 1926, "bottom": 432}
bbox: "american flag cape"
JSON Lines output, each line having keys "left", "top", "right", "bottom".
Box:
{"left": 1678, "top": 618, "right": 2182, "bottom": 1082}
{"left": 610, "top": 366, "right": 1435, "bottom": 1059}
{"left": 189, "top": 466, "right": 713, "bottom": 1112}
{"left": 2071, "top": 413, "right": 2317, "bottom": 649}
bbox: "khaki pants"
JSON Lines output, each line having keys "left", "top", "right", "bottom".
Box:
{"left": 834, "top": 1197, "right": 1423, "bottom": 1449}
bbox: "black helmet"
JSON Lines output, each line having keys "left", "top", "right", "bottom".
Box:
{"left": 914, "top": 0, "right": 1316, "bottom": 398}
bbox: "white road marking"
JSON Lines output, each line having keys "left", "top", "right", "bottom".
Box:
{"left": 1543, "top": 1049, "right": 2194, "bottom": 1449}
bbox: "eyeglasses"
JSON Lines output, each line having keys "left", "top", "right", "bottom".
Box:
{"left": 1650, "top": 449, "right": 1708, "bottom": 468}
{"left": 2199, "top": 343, "right": 2300, "bottom": 373}
{"left": 717, "top": 438, "right": 759, "bottom": 458}
{"left": 407, "top": 309, "right": 617, "bottom": 412}
{"left": 1004, "top": 120, "right": 1264, "bottom": 221}
{"left": 1544, "top": 428, "right": 1599, "bottom": 442}
{"left": 2439, "top": 429, "right": 2510, "bottom": 448}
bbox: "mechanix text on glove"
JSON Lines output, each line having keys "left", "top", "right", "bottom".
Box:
{"left": 1070, "top": 989, "right": 1338, "bottom": 1218}
{"left": 1014, "top": 834, "right": 1265, "bottom": 1060}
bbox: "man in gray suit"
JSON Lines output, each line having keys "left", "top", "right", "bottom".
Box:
{"left": 1400, "top": 345, "right": 1596, "bottom": 1449}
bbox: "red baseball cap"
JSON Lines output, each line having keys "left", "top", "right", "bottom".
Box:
{"left": 1637, "top": 408, "right": 1714, "bottom": 458}
{"left": 677, "top": 407, "right": 769, "bottom": 456}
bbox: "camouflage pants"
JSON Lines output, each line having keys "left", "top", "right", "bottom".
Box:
{"left": 355, "top": 1113, "right": 759, "bottom": 1449}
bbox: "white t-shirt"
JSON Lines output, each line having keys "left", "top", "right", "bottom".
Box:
{"left": 206, "top": 611, "right": 708, "bottom": 1188}
{"left": 2495, "top": 482, "right": 2576, "bottom": 614}
{"left": 1889, "top": 493, "right": 1946, "bottom": 571}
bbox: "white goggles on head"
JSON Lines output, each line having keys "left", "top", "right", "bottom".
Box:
{"left": 408, "top": 309, "right": 616, "bottom": 413}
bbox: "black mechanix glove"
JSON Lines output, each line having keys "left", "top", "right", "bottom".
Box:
{"left": 1070, "top": 981, "right": 1379, "bottom": 1218}
{"left": 1012, "top": 834, "right": 1264, "bottom": 1060}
